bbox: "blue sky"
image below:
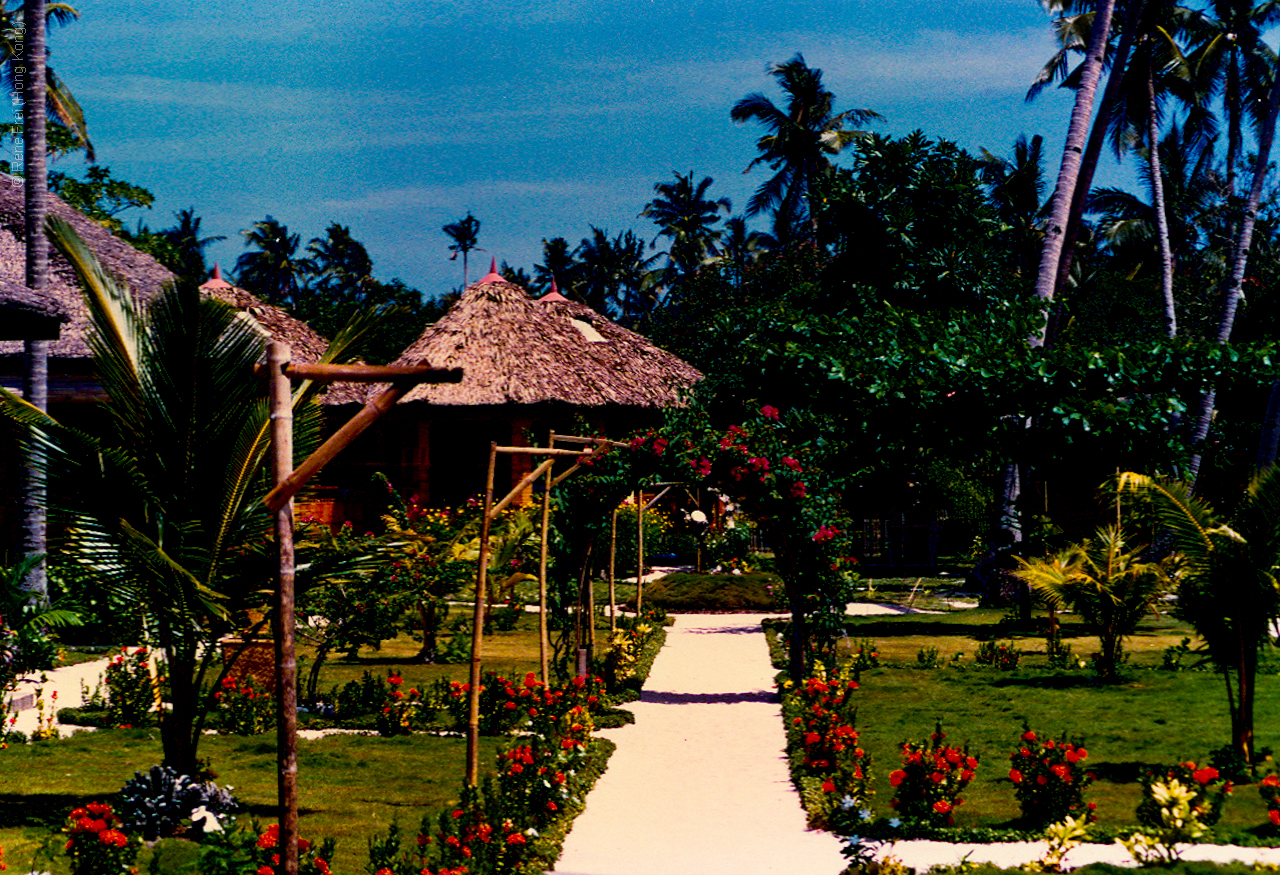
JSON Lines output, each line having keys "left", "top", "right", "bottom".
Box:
{"left": 40, "top": 0, "right": 1098, "bottom": 300}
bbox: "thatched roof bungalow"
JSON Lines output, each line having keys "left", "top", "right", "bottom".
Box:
{"left": 321, "top": 266, "right": 701, "bottom": 517}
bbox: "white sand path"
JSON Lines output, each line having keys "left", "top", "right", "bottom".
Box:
{"left": 4, "top": 655, "right": 111, "bottom": 738}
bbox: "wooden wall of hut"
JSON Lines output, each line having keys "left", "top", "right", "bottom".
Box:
{"left": 315, "top": 402, "right": 662, "bottom": 526}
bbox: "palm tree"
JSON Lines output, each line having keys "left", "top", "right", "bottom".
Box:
{"left": 1120, "top": 470, "right": 1280, "bottom": 764}
{"left": 1015, "top": 525, "right": 1168, "bottom": 680}
{"left": 19, "top": 0, "right": 50, "bottom": 608}
{"left": 533, "top": 236, "right": 576, "bottom": 295}
{"left": 978, "top": 134, "right": 1048, "bottom": 279}
{"left": 573, "top": 227, "right": 660, "bottom": 326}
{"left": 302, "top": 223, "right": 374, "bottom": 328}
{"left": 235, "top": 216, "right": 306, "bottom": 308}
{"left": 717, "top": 216, "right": 775, "bottom": 288}
{"left": 1033, "top": 0, "right": 1121, "bottom": 346}
{"left": 731, "top": 53, "right": 881, "bottom": 242}
{"left": 0, "top": 1, "right": 92, "bottom": 159}
{"left": 162, "top": 208, "right": 225, "bottom": 286}
{"left": 0, "top": 217, "right": 380, "bottom": 774}
{"left": 640, "top": 171, "right": 730, "bottom": 281}
{"left": 443, "top": 212, "right": 482, "bottom": 287}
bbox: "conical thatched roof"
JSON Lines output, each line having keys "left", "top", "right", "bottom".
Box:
{"left": 382, "top": 271, "right": 701, "bottom": 407}
{"left": 199, "top": 266, "right": 364, "bottom": 403}
{"left": 0, "top": 174, "right": 176, "bottom": 359}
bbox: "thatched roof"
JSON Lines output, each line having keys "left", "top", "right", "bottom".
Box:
{"left": 0, "top": 174, "right": 176, "bottom": 359}
{"left": 0, "top": 277, "right": 68, "bottom": 340}
{"left": 199, "top": 266, "right": 364, "bottom": 404}
{"left": 380, "top": 270, "right": 702, "bottom": 407}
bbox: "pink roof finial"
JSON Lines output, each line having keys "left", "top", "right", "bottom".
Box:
{"left": 480, "top": 256, "right": 503, "bottom": 284}
{"left": 538, "top": 275, "right": 569, "bottom": 303}
{"left": 199, "top": 262, "right": 234, "bottom": 291}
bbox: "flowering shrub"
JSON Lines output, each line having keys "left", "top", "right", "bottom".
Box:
{"left": 377, "top": 673, "right": 433, "bottom": 737}
{"left": 199, "top": 821, "right": 335, "bottom": 875}
{"left": 105, "top": 647, "right": 156, "bottom": 728}
{"left": 1260, "top": 773, "right": 1280, "bottom": 829}
{"left": 210, "top": 675, "right": 273, "bottom": 736}
{"left": 974, "top": 640, "right": 1021, "bottom": 670}
{"left": 888, "top": 723, "right": 978, "bottom": 827}
{"left": 1136, "top": 760, "right": 1230, "bottom": 827}
{"left": 1124, "top": 779, "right": 1208, "bottom": 865}
{"left": 63, "top": 802, "right": 138, "bottom": 875}
{"left": 847, "top": 639, "right": 879, "bottom": 674}
{"left": 1008, "top": 725, "right": 1095, "bottom": 826}
{"left": 780, "top": 668, "right": 872, "bottom": 830}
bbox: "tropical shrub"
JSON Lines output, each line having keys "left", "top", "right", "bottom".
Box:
{"left": 1123, "top": 779, "right": 1209, "bottom": 866}
{"left": 63, "top": 802, "right": 138, "bottom": 875}
{"left": 1015, "top": 524, "right": 1167, "bottom": 681}
{"left": 888, "top": 723, "right": 978, "bottom": 827}
{"left": 974, "top": 640, "right": 1021, "bottom": 670}
{"left": 1007, "top": 725, "right": 1095, "bottom": 826}
{"left": 209, "top": 674, "right": 273, "bottom": 736}
{"left": 780, "top": 668, "right": 872, "bottom": 830}
{"left": 1136, "top": 760, "right": 1230, "bottom": 827}
{"left": 334, "top": 670, "right": 388, "bottom": 718}
{"left": 916, "top": 646, "right": 940, "bottom": 668}
{"left": 376, "top": 673, "right": 434, "bottom": 737}
{"left": 117, "top": 764, "right": 237, "bottom": 840}
{"left": 847, "top": 639, "right": 879, "bottom": 674}
{"left": 104, "top": 647, "right": 156, "bottom": 728}
{"left": 198, "top": 821, "right": 334, "bottom": 875}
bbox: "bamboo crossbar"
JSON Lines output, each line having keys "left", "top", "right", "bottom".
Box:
{"left": 494, "top": 445, "right": 587, "bottom": 457}
{"left": 549, "top": 434, "right": 628, "bottom": 447}
{"left": 254, "top": 362, "right": 462, "bottom": 383}
{"left": 487, "top": 457, "right": 558, "bottom": 519}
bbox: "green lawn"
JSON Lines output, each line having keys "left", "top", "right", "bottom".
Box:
{"left": 801, "top": 609, "right": 1280, "bottom": 837}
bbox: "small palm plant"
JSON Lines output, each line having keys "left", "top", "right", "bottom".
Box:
{"left": 1014, "top": 525, "right": 1168, "bottom": 681}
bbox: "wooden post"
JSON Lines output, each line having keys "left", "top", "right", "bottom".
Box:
{"left": 636, "top": 491, "right": 644, "bottom": 615}
{"left": 538, "top": 434, "right": 553, "bottom": 684}
{"left": 465, "top": 442, "right": 498, "bottom": 786}
{"left": 608, "top": 507, "right": 618, "bottom": 633}
{"left": 268, "top": 342, "right": 299, "bottom": 875}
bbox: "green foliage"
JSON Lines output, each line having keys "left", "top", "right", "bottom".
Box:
{"left": 638, "top": 570, "right": 784, "bottom": 612}
{"left": 49, "top": 165, "right": 153, "bottom": 234}
{"left": 1136, "top": 761, "right": 1229, "bottom": 828}
{"left": 975, "top": 640, "right": 1022, "bottom": 670}
{"left": 198, "top": 821, "right": 335, "bottom": 875}
{"left": 1008, "top": 726, "right": 1096, "bottom": 827}
{"left": 104, "top": 647, "right": 156, "bottom": 729}
{"left": 887, "top": 722, "right": 978, "bottom": 827}
{"left": 209, "top": 675, "right": 273, "bottom": 736}
{"left": 1015, "top": 522, "right": 1169, "bottom": 681}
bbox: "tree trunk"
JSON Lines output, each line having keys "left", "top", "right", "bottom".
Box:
{"left": 20, "top": 0, "right": 49, "bottom": 607}
{"left": 1147, "top": 66, "right": 1176, "bottom": 339}
{"left": 1031, "top": 0, "right": 1119, "bottom": 346}
{"left": 1053, "top": 0, "right": 1144, "bottom": 300}
{"left": 415, "top": 598, "right": 440, "bottom": 663}
{"left": 1185, "top": 64, "right": 1280, "bottom": 488}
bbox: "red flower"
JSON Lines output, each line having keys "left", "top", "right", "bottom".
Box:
{"left": 1192, "top": 767, "right": 1219, "bottom": 785}
{"left": 257, "top": 867, "right": 274, "bottom": 875}
{"left": 388, "top": 674, "right": 403, "bottom": 686}
{"left": 933, "top": 801, "right": 953, "bottom": 815}
{"left": 505, "top": 833, "right": 526, "bottom": 845}
{"left": 1270, "top": 810, "right": 1280, "bottom": 827}
{"left": 98, "top": 830, "right": 128, "bottom": 848}
{"left": 1021, "top": 730, "right": 1036, "bottom": 743}
{"left": 889, "top": 769, "right": 906, "bottom": 787}
{"left": 821, "top": 781, "right": 836, "bottom": 793}
{"left": 760, "top": 405, "right": 780, "bottom": 420}
{"left": 1009, "top": 769, "right": 1023, "bottom": 784}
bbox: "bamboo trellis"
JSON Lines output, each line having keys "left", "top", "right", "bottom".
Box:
{"left": 262, "top": 344, "right": 460, "bottom": 875}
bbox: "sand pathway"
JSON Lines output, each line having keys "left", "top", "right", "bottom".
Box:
{"left": 551, "top": 611, "right": 850, "bottom": 875}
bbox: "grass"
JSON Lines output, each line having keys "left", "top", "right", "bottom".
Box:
{"left": 0, "top": 608, "right": 625, "bottom": 874}
{"left": 635, "top": 570, "right": 785, "bottom": 612}
{"left": 781, "top": 608, "right": 1280, "bottom": 838}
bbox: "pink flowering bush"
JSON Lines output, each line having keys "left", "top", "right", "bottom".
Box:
{"left": 888, "top": 723, "right": 978, "bottom": 827}
{"left": 1008, "top": 725, "right": 1096, "bottom": 826}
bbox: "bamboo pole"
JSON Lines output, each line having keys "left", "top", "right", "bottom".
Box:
{"left": 608, "top": 507, "right": 618, "bottom": 633}
{"left": 636, "top": 490, "right": 644, "bottom": 615}
{"left": 267, "top": 342, "right": 299, "bottom": 875}
{"left": 538, "top": 434, "right": 553, "bottom": 684}
{"left": 253, "top": 363, "right": 461, "bottom": 383}
{"left": 494, "top": 446, "right": 586, "bottom": 457}
{"left": 489, "top": 457, "right": 557, "bottom": 520}
{"left": 465, "top": 442, "right": 498, "bottom": 786}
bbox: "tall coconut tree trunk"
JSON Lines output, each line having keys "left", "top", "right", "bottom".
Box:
{"left": 1053, "top": 0, "right": 1145, "bottom": 301}
{"left": 1032, "top": 0, "right": 1119, "bottom": 346}
{"left": 1186, "top": 64, "right": 1280, "bottom": 488}
{"left": 20, "top": 0, "right": 49, "bottom": 607}
{"left": 1148, "top": 67, "right": 1177, "bottom": 339}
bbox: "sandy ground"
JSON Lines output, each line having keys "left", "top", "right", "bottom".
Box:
{"left": 4, "top": 656, "right": 110, "bottom": 738}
